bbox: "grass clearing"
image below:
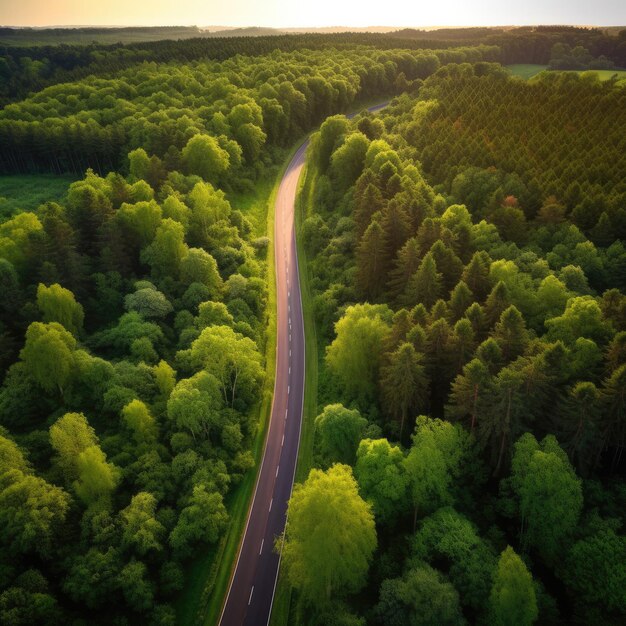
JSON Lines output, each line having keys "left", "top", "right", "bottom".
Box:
{"left": 566, "top": 69, "right": 626, "bottom": 84}
{"left": 506, "top": 64, "right": 548, "bottom": 79}
{"left": 507, "top": 64, "right": 626, "bottom": 85}
{"left": 0, "top": 174, "right": 74, "bottom": 220}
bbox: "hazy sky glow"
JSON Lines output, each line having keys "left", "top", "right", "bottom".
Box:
{"left": 0, "top": 0, "right": 624, "bottom": 28}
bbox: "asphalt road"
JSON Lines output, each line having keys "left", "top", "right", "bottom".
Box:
{"left": 218, "top": 102, "right": 387, "bottom": 626}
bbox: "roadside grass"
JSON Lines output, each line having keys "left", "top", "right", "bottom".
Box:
{"left": 506, "top": 64, "right": 548, "bottom": 79}
{"left": 175, "top": 143, "right": 304, "bottom": 626}
{"left": 0, "top": 174, "right": 74, "bottom": 220}
{"left": 228, "top": 174, "right": 278, "bottom": 238}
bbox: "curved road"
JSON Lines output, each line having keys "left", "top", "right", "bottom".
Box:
{"left": 219, "top": 103, "right": 387, "bottom": 626}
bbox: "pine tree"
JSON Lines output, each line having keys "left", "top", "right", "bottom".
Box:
{"left": 356, "top": 220, "right": 388, "bottom": 301}
{"left": 556, "top": 381, "right": 603, "bottom": 475}
{"left": 429, "top": 240, "right": 464, "bottom": 294}
{"left": 416, "top": 218, "right": 455, "bottom": 255}
{"left": 602, "top": 364, "right": 626, "bottom": 468}
{"left": 482, "top": 366, "right": 527, "bottom": 475}
{"left": 448, "top": 280, "right": 474, "bottom": 321}
{"left": 462, "top": 251, "right": 491, "bottom": 301}
{"left": 381, "top": 201, "right": 412, "bottom": 268}
{"left": 354, "top": 182, "right": 385, "bottom": 239}
{"left": 484, "top": 281, "right": 512, "bottom": 327}
{"left": 384, "top": 309, "right": 414, "bottom": 353}
{"left": 450, "top": 318, "right": 476, "bottom": 375}
{"left": 388, "top": 237, "right": 421, "bottom": 301}
{"left": 494, "top": 306, "right": 530, "bottom": 361}
{"left": 447, "top": 357, "right": 492, "bottom": 432}
{"left": 403, "top": 252, "right": 442, "bottom": 309}
{"left": 465, "top": 302, "right": 488, "bottom": 339}
{"left": 380, "top": 343, "right": 429, "bottom": 438}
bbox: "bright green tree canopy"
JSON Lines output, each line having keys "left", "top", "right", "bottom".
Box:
{"left": 282, "top": 464, "right": 376, "bottom": 604}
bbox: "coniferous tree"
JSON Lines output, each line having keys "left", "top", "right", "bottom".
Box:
{"left": 356, "top": 220, "right": 388, "bottom": 301}
{"left": 462, "top": 251, "right": 491, "bottom": 301}
{"left": 380, "top": 342, "right": 429, "bottom": 438}
{"left": 388, "top": 237, "right": 422, "bottom": 301}
{"left": 404, "top": 252, "right": 442, "bottom": 309}
{"left": 448, "top": 280, "right": 474, "bottom": 322}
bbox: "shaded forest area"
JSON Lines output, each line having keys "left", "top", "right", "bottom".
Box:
{"left": 281, "top": 63, "right": 626, "bottom": 625}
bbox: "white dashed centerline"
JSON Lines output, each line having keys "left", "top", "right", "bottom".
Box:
{"left": 259, "top": 539, "right": 264, "bottom": 555}
{"left": 248, "top": 586, "right": 254, "bottom": 606}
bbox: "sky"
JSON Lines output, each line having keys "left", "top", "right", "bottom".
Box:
{"left": 0, "top": 0, "right": 624, "bottom": 28}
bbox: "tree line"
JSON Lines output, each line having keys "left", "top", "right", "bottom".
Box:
{"left": 0, "top": 32, "right": 498, "bottom": 106}
{"left": 392, "top": 25, "right": 626, "bottom": 66}
{"left": 3, "top": 25, "right": 625, "bottom": 107}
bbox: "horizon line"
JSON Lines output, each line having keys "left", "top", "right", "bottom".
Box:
{"left": 1, "top": 23, "right": 623, "bottom": 30}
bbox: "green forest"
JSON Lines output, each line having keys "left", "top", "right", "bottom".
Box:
{"left": 0, "top": 23, "right": 625, "bottom": 626}
{"left": 281, "top": 62, "right": 626, "bottom": 625}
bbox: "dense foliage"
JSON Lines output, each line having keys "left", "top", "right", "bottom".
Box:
{"left": 412, "top": 65, "right": 626, "bottom": 244}
{"left": 3, "top": 25, "right": 624, "bottom": 107}
{"left": 0, "top": 146, "right": 267, "bottom": 622}
{"left": 286, "top": 62, "right": 626, "bottom": 625}
{"left": 2, "top": 27, "right": 625, "bottom": 623}
{"left": 0, "top": 46, "right": 497, "bottom": 175}
{"left": 0, "top": 32, "right": 498, "bottom": 107}
{"left": 0, "top": 38, "right": 504, "bottom": 623}
{"left": 392, "top": 25, "right": 626, "bottom": 66}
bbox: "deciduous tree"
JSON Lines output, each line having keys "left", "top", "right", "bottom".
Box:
{"left": 489, "top": 546, "right": 538, "bottom": 626}
{"left": 354, "top": 438, "right": 408, "bottom": 525}
{"left": 281, "top": 464, "right": 376, "bottom": 605}
{"left": 314, "top": 404, "right": 367, "bottom": 466}
{"left": 36, "top": 283, "right": 84, "bottom": 336}
{"left": 182, "top": 134, "right": 230, "bottom": 184}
